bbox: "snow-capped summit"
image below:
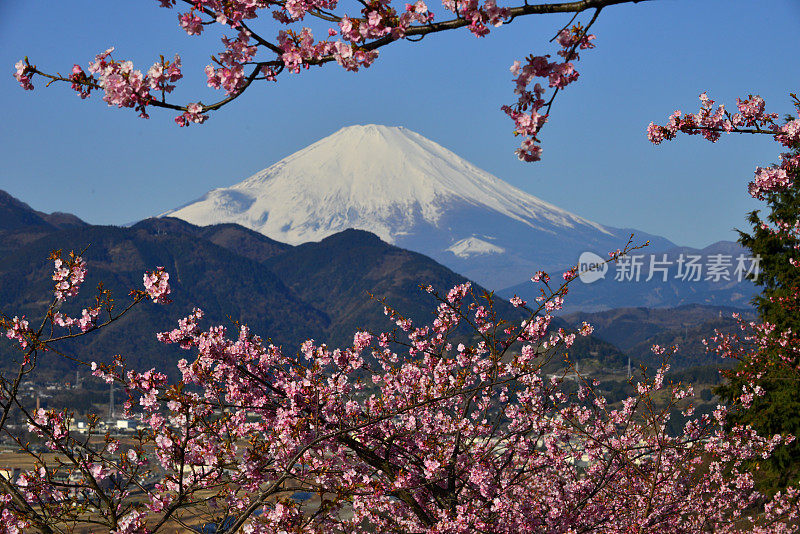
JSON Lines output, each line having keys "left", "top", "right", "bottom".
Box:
{"left": 163, "top": 125, "right": 673, "bottom": 288}
{"left": 166, "top": 125, "right": 606, "bottom": 244}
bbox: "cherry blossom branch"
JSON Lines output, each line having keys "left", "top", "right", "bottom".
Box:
{"left": 648, "top": 92, "right": 800, "bottom": 199}
{"left": 14, "top": 0, "right": 650, "bottom": 158}
{"left": 5, "top": 235, "right": 800, "bottom": 531}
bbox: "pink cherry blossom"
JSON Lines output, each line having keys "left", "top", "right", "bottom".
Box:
{"left": 179, "top": 11, "right": 204, "bottom": 35}
{"left": 4, "top": 316, "right": 30, "bottom": 350}
{"left": 13, "top": 59, "right": 33, "bottom": 90}
{"left": 142, "top": 266, "right": 172, "bottom": 302}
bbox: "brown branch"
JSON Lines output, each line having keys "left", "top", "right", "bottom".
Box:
{"left": 24, "top": 0, "right": 650, "bottom": 118}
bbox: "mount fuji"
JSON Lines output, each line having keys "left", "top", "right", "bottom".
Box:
{"left": 163, "top": 125, "right": 674, "bottom": 289}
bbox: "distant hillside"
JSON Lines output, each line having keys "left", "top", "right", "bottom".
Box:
{"left": 0, "top": 224, "right": 331, "bottom": 378}
{"left": 133, "top": 217, "right": 292, "bottom": 263}
{"left": 0, "top": 190, "right": 54, "bottom": 232}
{"left": 0, "top": 190, "right": 88, "bottom": 251}
{"left": 0, "top": 193, "right": 559, "bottom": 379}
{"left": 267, "top": 229, "right": 487, "bottom": 346}
{"left": 562, "top": 304, "right": 757, "bottom": 369}
{"left": 1, "top": 190, "right": 730, "bottom": 382}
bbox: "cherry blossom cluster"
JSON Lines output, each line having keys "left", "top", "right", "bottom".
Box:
{"left": 175, "top": 102, "right": 208, "bottom": 126}
{"left": 706, "top": 307, "right": 800, "bottom": 382}
{"left": 0, "top": 494, "right": 28, "bottom": 534}
{"left": 87, "top": 48, "right": 160, "bottom": 118}
{"left": 27, "top": 408, "right": 69, "bottom": 448}
{"left": 53, "top": 307, "right": 101, "bottom": 333}
{"left": 204, "top": 30, "right": 257, "bottom": 94}
{"left": 91, "top": 358, "right": 124, "bottom": 384}
{"left": 647, "top": 93, "right": 779, "bottom": 145}
{"left": 531, "top": 270, "right": 549, "bottom": 283}
{"left": 6, "top": 258, "right": 800, "bottom": 533}
{"left": 648, "top": 93, "right": 800, "bottom": 199}
{"left": 143, "top": 266, "right": 172, "bottom": 303}
{"left": 52, "top": 252, "right": 86, "bottom": 303}
{"left": 5, "top": 395, "right": 149, "bottom": 532}
{"left": 13, "top": 50, "right": 197, "bottom": 123}
{"left": 157, "top": 307, "right": 203, "bottom": 347}
{"left": 12, "top": 467, "right": 67, "bottom": 515}
{"left": 166, "top": 0, "right": 268, "bottom": 30}
{"left": 5, "top": 183, "right": 800, "bottom": 532}
{"left": 275, "top": 28, "right": 380, "bottom": 74}
{"left": 147, "top": 54, "right": 183, "bottom": 94}
{"left": 12, "top": 60, "right": 33, "bottom": 90}
{"left": 3, "top": 316, "right": 31, "bottom": 350}
{"left": 396, "top": 1, "right": 435, "bottom": 37}
{"left": 751, "top": 166, "right": 794, "bottom": 200}
{"left": 68, "top": 64, "right": 94, "bottom": 99}
{"left": 126, "top": 368, "right": 168, "bottom": 411}
{"left": 508, "top": 294, "right": 526, "bottom": 307}
{"left": 502, "top": 26, "right": 596, "bottom": 162}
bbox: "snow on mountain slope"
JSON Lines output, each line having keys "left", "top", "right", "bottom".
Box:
{"left": 447, "top": 237, "right": 506, "bottom": 258}
{"left": 164, "top": 125, "right": 674, "bottom": 288}
{"left": 168, "top": 125, "right": 608, "bottom": 243}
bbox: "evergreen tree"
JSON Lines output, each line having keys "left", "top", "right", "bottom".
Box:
{"left": 740, "top": 176, "right": 800, "bottom": 331}
{"left": 718, "top": 149, "right": 800, "bottom": 494}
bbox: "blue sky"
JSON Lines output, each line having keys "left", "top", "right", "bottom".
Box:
{"left": 1, "top": 0, "right": 798, "bottom": 248}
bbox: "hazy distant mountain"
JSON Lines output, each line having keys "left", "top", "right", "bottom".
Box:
{"left": 162, "top": 125, "right": 675, "bottom": 289}
{"left": 502, "top": 241, "right": 760, "bottom": 312}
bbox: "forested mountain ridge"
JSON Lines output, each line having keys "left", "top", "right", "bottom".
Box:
{"left": 0, "top": 190, "right": 740, "bottom": 381}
